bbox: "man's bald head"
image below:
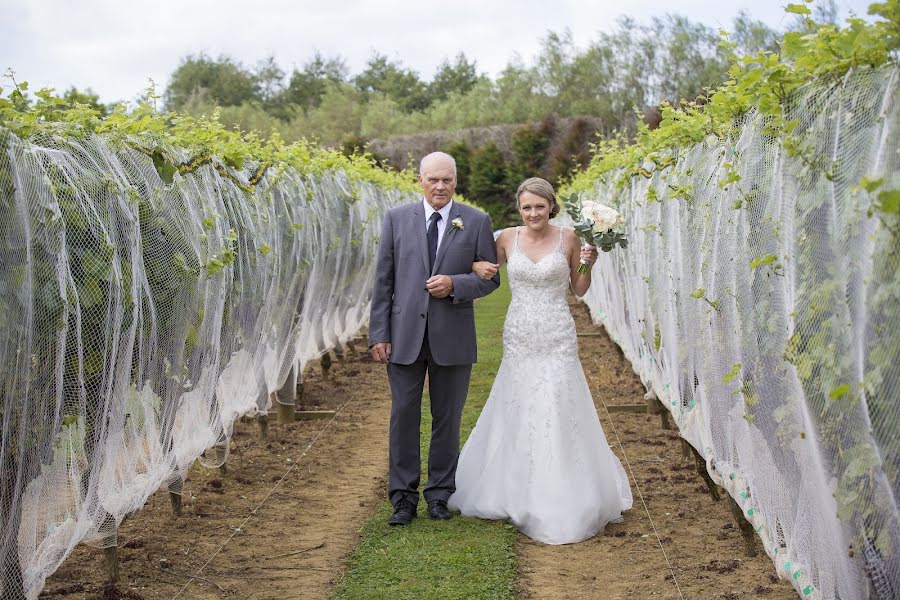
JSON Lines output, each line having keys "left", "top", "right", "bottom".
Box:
{"left": 419, "top": 152, "right": 457, "bottom": 177}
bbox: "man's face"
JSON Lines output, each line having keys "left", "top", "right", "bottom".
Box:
{"left": 419, "top": 160, "right": 456, "bottom": 210}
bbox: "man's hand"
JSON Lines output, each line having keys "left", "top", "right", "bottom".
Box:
{"left": 426, "top": 274, "right": 454, "bottom": 298}
{"left": 371, "top": 342, "right": 392, "bottom": 364}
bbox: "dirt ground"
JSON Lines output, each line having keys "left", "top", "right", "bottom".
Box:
{"left": 39, "top": 338, "right": 393, "bottom": 600}
{"left": 40, "top": 300, "right": 800, "bottom": 600}
{"left": 516, "top": 299, "right": 798, "bottom": 600}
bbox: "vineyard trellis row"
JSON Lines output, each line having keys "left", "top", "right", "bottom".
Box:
{"left": 569, "top": 65, "right": 898, "bottom": 600}
{"left": 0, "top": 126, "right": 417, "bottom": 599}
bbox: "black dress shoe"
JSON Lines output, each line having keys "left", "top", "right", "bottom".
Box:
{"left": 427, "top": 499, "right": 451, "bottom": 520}
{"left": 388, "top": 498, "right": 417, "bottom": 526}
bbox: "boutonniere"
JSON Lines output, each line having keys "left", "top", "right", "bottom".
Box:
{"left": 451, "top": 217, "right": 464, "bottom": 230}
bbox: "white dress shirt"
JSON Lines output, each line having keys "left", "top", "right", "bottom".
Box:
{"left": 423, "top": 198, "right": 453, "bottom": 250}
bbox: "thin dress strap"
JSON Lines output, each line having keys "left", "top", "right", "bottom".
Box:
{"left": 513, "top": 226, "right": 521, "bottom": 252}
{"left": 556, "top": 226, "right": 565, "bottom": 253}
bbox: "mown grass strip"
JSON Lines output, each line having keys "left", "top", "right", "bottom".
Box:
{"left": 333, "top": 269, "right": 516, "bottom": 600}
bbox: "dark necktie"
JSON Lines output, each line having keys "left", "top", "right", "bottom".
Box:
{"left": 427, "top": 212, "right": 442, "bottom": 272}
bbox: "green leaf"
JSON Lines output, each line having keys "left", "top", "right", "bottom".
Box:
{"left": 151, "top": 150, "right": 176, "bottom": 184}
{"left": 259, "top": 243, "right": 272, "bottom": 255}
{"left": 77, "top": 277, "right": 103, "bottom": 308}
{"left": 785, "top": 4, "right": 811, "bottom": 15}
{"left": 828, "top": 384, "right": 851, "bottom": 399}
{"left": 718, "top": 170, "right": 742, "bottom": 188}
{"left": 876, "top": 189, "right": 900, "bottom": 214}
{"left": 291, "top": 223, "right": 304, "bottom": 230}
{"left": 724, "top": 363, "right": 742, "bottom": 383}
{"left": 853, "top": 176, "right": 885, "bottom": 194}
{"left": 84, "top": 350, "right": 103, "bottom": 375}
{"left": 751, "top": 255, "right": 778, "bottom": 270}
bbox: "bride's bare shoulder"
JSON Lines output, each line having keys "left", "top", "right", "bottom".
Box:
{"left": 555, "top": 226, "right": 578, "bottom": 256}
{"left": 496, "top": 227, "right": 517, "bottom": 246}
{"left": 557, "top": 224, "right": 578, "bottom": 242}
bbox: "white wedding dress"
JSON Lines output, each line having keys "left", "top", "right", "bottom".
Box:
{"left": 448, "top": 226, "right": 633, "bottom": 544}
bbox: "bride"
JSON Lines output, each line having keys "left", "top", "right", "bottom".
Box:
{"left": 447, "top": 177, "right": 633, "bottom": 545}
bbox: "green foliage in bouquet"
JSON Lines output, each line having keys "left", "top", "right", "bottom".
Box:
{"left": 561, "top": 192, "right": 628, "bottom": 253}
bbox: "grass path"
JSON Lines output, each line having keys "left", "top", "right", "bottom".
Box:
{"left": 332, "top": 271, "right": 517, "bottom": 600}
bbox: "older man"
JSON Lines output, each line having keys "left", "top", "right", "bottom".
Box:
{"left": 369, "top": 151, "right": 500, "bottom": 525}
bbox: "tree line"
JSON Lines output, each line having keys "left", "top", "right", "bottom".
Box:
{"left": 156, "top": 9, "right": 796, "bottom": 147}
{"left": 45, "top": 3, "right": 840, "bottom": 225}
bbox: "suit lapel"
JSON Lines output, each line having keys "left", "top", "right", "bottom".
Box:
{"left": 412, "top": 203, "right": 430, "bottom": 274}
{"left": 432, "top": 203, "right": 461, "bottom": 275}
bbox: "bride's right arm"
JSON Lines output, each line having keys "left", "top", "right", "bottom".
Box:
{"left": 472, "top": 228, "right": 510, "bottom": 279}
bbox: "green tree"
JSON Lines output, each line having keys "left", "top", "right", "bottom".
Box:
{"left": 547, "top": 117, "right": 595, "bottom": 184}
{"left": 254, "top": 56, "right": 285, "bottom": 103}
{"left": 650, "top": 15, "right": 729, "bottom": 104}
{"left": 360, "top": 95, "right": 408, "bottom": 139}
{"left": 598, "top": 17, "right": 654, "bottom": 120}
{"left": 164, "top": 54, "right": 259, "bottom": 111}
{"left": 354, "top": 53, "right": 428, "bottom": 112}
{"left": 295, "top": 80, "right": 364, "bottom": 145}
{"left": 505, "top": 119, "right": 553, "bottom": 189}
{"left": 282, "top": 52, "right": 349, "bottom": 110}
{"left": 253, "top": 56, "right": 291, "bottom": 119}
{"left": 730, "top": 10, "right": 780, "bottom": 57}
{"left": 427, "top": 53, "right": 482, "bottom": 104}
{"left": 61, "top": 86, "right": 110, "bottom": 117}
{"left": 468, "top": 143, "right": 511, "bottom": 226}
{"left": 493, "top": 63, "right": 548, "bottom": 124}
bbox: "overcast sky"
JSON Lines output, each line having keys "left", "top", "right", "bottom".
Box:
{"left": 1, "top": 0, "right": 877, "bottom": 104}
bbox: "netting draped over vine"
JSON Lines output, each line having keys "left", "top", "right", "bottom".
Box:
{"left": 574, "top": 67, "right": 898, "bottom": 599}
{"left": 0, "top": 130, "right": 414, "bottom": 599}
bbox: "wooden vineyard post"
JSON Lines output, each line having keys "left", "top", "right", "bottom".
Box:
{"left": 103, "top": 546, "right": 119, "bottom": 583}
{"left": 296, "top": 371, "right": 305, "bottom": 406}
{"left": 276, "top": 364, "right": 298, "bottom": 425}
{"left": 257, "top": 413, "right": 269, "bottom": 440}
{"left": 320, "top": 352, "right": 333, "bottom": 380}
{"left": 727, "top": 495, "right": 758, "bottom": 557}
{"left": 682, "top": 441, "right": 757, "bottom": 556}
{"left": 334, "top": 344, "right": 346, "bottom": 363}
{"left": 680, "top": 438, "right": 693, "bottom": 463}
{"left": 99, "top": 513, "right": 119, "bottom": 583}
{"left": 167, "top": 474, "right": 183, "bottom": 516}
{"left": 644, "top": 389, "right": 672, "bottom": 430}
{"left": 275, "top": 395, "right": 294, "bottom": 424}
{"left": 684, "top": 441, "right": 720, "bottom": 502}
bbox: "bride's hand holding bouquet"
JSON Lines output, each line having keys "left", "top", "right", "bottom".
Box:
{"left": 562, "top": 192, "right": 628, "bottom": 273}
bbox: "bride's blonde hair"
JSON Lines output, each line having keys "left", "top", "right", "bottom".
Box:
{"left": 515, "top": 177, "right": 560, "bottom": 218}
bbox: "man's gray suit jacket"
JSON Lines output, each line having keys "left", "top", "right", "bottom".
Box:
{"left": 368, "top": 201, "right": 500, "bottom": 365}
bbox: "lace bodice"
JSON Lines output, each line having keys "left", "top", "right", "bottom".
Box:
{"left": 503, "top": 227, "right": 578, "bottom": 360}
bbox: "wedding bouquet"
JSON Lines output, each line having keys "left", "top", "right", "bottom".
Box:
{"left": 562, "top": 192, "right": 628, "bottom": 273}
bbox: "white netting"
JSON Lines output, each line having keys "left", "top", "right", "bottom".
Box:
{"left": 573, "top": 67, "right": 898, "bottom": 599}
{"left": 0, "top": 129, "right": 414, "bottom": 598}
